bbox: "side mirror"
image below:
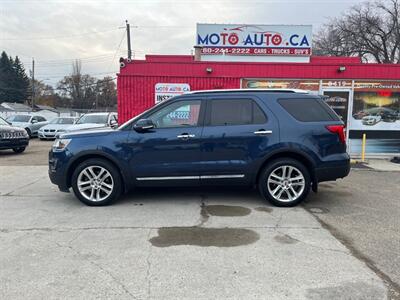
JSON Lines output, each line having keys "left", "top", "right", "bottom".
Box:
{"left": 133, "top": 119, "right": 155, "bottom": 132}
{"left": 31, "top": 119, "right": 38, "bottom": 124}
{"left": 110, "top": 119, "right": 118, "bottom": 128}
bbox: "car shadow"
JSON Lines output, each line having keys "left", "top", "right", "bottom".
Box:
{"left": 0, "top": 149, "right": 24, "bottom": 157}
{"left": 117, "top": 185, "right": 265, "bottom": 206}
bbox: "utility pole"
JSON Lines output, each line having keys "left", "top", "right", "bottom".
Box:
{"left": 31, "top": 58, "right": 35, "bottom": 110}
{"left": 126, "top": 20, "right": 132, "bottom": 59}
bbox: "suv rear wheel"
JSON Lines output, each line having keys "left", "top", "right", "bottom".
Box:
{"left": 258, "top": 158, "right": 311, "bottom": 207}
{"left": 71, "top": 158, "right": 122, "bottom": 206}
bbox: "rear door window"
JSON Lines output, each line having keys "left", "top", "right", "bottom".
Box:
{"left": 278, "top": 98, "right": 340, "bottom": 122}
{"left": 207, "top": 99, "right": 267, "bottom": 126}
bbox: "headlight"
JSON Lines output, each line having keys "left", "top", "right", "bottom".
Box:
{"left": 52, "top": 139, "right": 71, "bottom": 152}
{"left": 57, "top": 129, "right": 65, "bottom": 132}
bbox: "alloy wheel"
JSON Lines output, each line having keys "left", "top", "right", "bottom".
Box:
{"left": 267, "top": 165, "right": 305, "bottom": 203}
{"left": 77, "top": 166, "right": 114, "bottom": 202}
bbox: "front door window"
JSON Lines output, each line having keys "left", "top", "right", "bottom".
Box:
{"left": 148, "top": 100, "right": 201, "bottom": 128}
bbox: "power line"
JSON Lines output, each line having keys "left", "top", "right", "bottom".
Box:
{"left": 0, "top": 28, "right": 123, "bottom": 41}
{"left": 23, "top": 51, "right": 126, "bottom": 64}
{"left": 35, "top": 71, "right": 119, "bottom": 79}
{"left": 26, "top": 53, "right": 127, "bottom": 68}
{"left": 0, "top": 77, "right": 117, "bottom": 92}
{"left": 107, "top": 30, "right": 126, "bottom": 73}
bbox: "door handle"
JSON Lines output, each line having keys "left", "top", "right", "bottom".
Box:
{"left": 177, "top": 133, "right": 195, "bottom": 139}
{"left": 254, "top": 130, "right": 272, "bottom": 135}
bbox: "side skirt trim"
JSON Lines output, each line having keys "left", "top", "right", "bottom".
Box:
{"left": 200, "top": 174, "right": 245, "bottom": 179}
{"left": 136, "top": 174, "right": 245, "bottom": 181}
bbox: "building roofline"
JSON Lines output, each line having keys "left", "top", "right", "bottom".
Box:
{"left": 188, "top": 88, "right": 309, "bottom": 94}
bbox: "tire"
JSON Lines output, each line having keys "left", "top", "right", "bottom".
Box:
{"left": 71, "top": 158, "right": 122, "bottom": 206}
{"left": 13, "top": 147, "right": 26, "bottom": 153}
{"left": 258, "top": 158, "right": 311, "bottom": 207}
{"left": 25, "top": 128, "right": 32, "bottom": 138}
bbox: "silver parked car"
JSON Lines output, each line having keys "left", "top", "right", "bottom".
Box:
{"left": 61, "top": 112, "right": 118, "bottom": 134}
{"left": 362, "top": 115, "right": 382, "bottom": 126}
{"left": 7, "top": 114, "right": 48, "bottom": 138}
{"left": 38, "top": 117, "right": 77, "bottom": 140}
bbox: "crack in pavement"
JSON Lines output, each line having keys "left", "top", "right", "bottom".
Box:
{"left": 0, "top": 225, "right": 321, "bottom": 234}
{"left": 145, "top": 228, "right": 153, "bottom": 300}
{"left": 274, "top": 229, "right": 350, "bottom": 255}
{"left": 274, "top": 207, "right": 296, "bottom": 230}
{"left": 308, "top": 212, "right": 400, "bottom": 300}
{"left": 197, "top": 194, "right": 209, "bottom": 227}
{"left": 36, "top": 235, "right": 139, "bottom": 299}
{"left": 0, "top": 176, "right": 47, "bottom": 196}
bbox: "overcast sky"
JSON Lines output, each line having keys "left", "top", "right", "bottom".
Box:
{"left": 0, "top": 0, "right": 364, "bottom": 86}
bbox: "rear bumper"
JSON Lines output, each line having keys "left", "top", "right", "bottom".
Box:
{"left": 315, "top": 159, "right": 350, "bottom": 182}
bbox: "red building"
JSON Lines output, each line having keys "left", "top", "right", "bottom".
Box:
{"left": 117, "top": 54, "right": 400, "bottom": 155}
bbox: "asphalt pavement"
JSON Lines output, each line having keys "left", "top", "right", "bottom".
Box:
{"left": 305, "top": 169, "right": 400, "bottom": 299}
{"left": 0, "top": 164, "right": 388, "bottom": 299}
{"left": 0, "top": 140, "right": 399, "bottom": 299}
{"left": 0, "top": 139, "right": 53, "bottom": 166}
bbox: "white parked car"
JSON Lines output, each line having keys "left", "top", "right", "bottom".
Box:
{"left": 59, "top": 112, "right": 118, "bottom": 135}
{"left": 38, "top": 117, "right": 77, "bottom": 140}
{"left": 7, "top": 114, "right": 48, "bottom": 138}
{"left": 362, "top": 115, "right": 382, "bottom": 126}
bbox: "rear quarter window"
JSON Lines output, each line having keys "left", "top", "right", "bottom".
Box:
{"left": 278, "top": 98, "right": 340, "bottom": 122}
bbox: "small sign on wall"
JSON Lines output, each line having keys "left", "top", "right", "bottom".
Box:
{"left": 155, "top": 83, "right": 190, "bottom": 104}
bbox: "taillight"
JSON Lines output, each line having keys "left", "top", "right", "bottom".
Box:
{"left": 326, "top": 125, "right": 346, "bottom": 144}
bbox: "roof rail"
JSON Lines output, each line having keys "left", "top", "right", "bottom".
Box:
{"left": 188, "top": 88, "right": 309, "bottom": 94}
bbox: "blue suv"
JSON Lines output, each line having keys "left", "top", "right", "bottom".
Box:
{"left": 49, "top": 89, "right": 350, "bottom": 207}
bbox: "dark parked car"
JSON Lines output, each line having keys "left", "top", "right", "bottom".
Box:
{"left": 0, "top": 117, "right": 29, "bottom": 153}
{"left": 380, "top": 110, "right": 398, "bottom": 122}
{"left": 49, "top": 89, "right": 350, "bottom": 207}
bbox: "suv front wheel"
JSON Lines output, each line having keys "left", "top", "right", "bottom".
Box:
{"left": 71, "top": 158, "right": 122, "bottom": 206}
{"left": 258, "top": 158, "right": 311, "bottom": 207}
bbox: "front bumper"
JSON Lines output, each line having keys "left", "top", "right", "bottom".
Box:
{"left": 0, "top": 138, "right": 29, "bottom": 150}
{"left": 39, "top": 132, "right": 59, "bottom": 139}
{"left": 48, "top": 150, "right": 70, "bottom": 192}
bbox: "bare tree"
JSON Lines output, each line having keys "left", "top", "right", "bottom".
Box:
{"left": 314, "top": 0, "right": 400, "bottom": 63}
{"left": 96, "top": 76, "right": 117, "bottom": 108}
{"left": 57, "top": 60, "right": 97, "bottom": 109}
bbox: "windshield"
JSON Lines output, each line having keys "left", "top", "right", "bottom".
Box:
{"left": 49, "top": 117, "right": 75, "bottom": 124}
{"left": 0, "top": 117, "right": 9, "bottom": 126}
{"left": 10, "top": 115, "right": 31, "bottom": 122}
{"left": 76, "top": 114, "right": 108, "bottom": 124}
